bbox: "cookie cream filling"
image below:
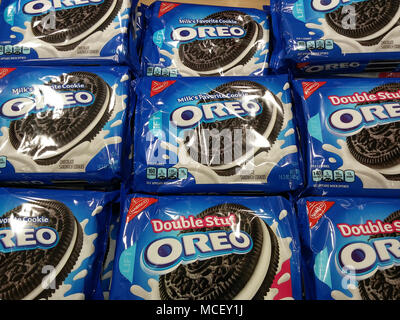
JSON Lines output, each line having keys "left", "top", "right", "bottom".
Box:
{"left": 52, "top": 0, "right": 120, "bottom": 47}
{"left": 199, "top": 92, "right": 281, "bottom": 172}
{"left": 234, "top": 220, "right": 273, "bottom": 300}
{"left": 22, "top": 219, "right": 79, "bottom": 300}
{"left": 194, "top": 22, "right": 262, "bottom": 75}
{"left": 31, "top": 84, "right": 112, "bottom": 161}
{"left": 376, "top": 162, "right": 400, "bottom": 176}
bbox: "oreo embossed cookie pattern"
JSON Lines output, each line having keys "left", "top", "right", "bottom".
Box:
{"left": 0, "top": 0, "right": 131, "bottom": 63}
{"left": 326, "top": 0, "right": 400, "bottom": 47}
{"left": 0, "top": 188, "right": 115, "bottom": 300}
{"left": 0, "top": 200, "right": 83, "bottom": 300}
{"left": 159, "top": 203, "right": 280, "bottom": 300}
{"left": 346, "top": 83, "right": 400, "bottom": 181}
{"left": 0, "top": 66, "right": 131, "bottom": 186}
{"left": 141, "top": 1, "right": 270, "bottom": 77}
{"left": 109, "top": 195, "right": 302, "bottom": 300}
{"left": 133, "top": 76, "right": 302, "bottom": 194}
{"left": 177, "top": 10, "right": 265, "bottom": 76}
{"left": 184, "top": 80, "right": 284, "bottom": 177}
{"left": 9, "top": 71, "right": 113, "bottom": 166}
{"left": 31, "top": 0, "right": 123, "bottom": 51}
{"left": 270, "top": 0, "right": 400, "bottom": 75}
{"left": 292, "top": 77, "right": 400, "bottom": 196}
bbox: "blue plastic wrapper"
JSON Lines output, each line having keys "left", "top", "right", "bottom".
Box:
{"left": 270, "top": 0, "right": 400, "bottom": 75}
{"left": 110, "top": 193, "right": 302, "bottom": 300}
{"left": 293, "top": 76, "right": 400, "bottom": 197}
{"left": 0, "top": 0, "right": 132, "bottom": 65}
{"left": 140, "top": 1, "right": 270, "bottom": 77}
{"left": 132, "top": 75, "right": 304, "bottom": 194}
{"left": 0, "top": 66, "right": 133, "bottom": 187}
{"left": 298, "top": 196, "right": 400, "bottom": 300}
{"left": 0, "top": 187, "right": 117, "bottom": 300}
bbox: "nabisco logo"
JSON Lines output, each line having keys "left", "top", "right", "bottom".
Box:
{"left": 0, "top": 68, "right": 15, "bottom": 79}
{"left": 306, "top": 201, "right": 335, "bottom": 228}
{"left": 301, "top": 81, "right": 326, "bottom": 100}
{"left": 151, "top": 80, "right": 176, "bottom": 97}
{"left": 158, "top": 2, "right": 180, "bottom": 18}
{"left": 126, "top": 197, "right": 158, "bottom": 223}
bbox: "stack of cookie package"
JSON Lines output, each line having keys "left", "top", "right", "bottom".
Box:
{"left": 0, "top": 0, "right": 399, "bottom": 301}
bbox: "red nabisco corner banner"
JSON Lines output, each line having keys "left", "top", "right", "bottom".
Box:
{"left": 150, "top": 80, "right": 176, "bottom": 97}
{"left": 0, "top": 68, "right": 15, "bottom": 79}
{"left": 158, "top": 2, "right": 180, "bottom": 18}
{"left": 302, "top": 81, "right": 326, "bottom": 100}
{"left": 127, "top": 197, "right": 158, "bottom": 223}
{"left": 306, "top": 201, "right": 335, "bottom": 228}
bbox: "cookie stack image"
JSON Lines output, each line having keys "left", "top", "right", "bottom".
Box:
{"left": 0, "top": 0, "right": 134, "bottom": 300}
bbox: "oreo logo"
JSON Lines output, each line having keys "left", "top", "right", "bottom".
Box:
{"left": 23, "top": 0, "right": 104, "bottom": 15}
{"left": 0, "top": 91, "right": 94, "bottom": 119}
{"left": 311, "top": 0, "right": 354, "bottom": 12}
{"left": 337, "top": 237, "right": 400, "bottom": 280}
{"left": 171, "top": 26, "right": 246, "bottom": 43}
{"left": 0, "top": 227, "right": 59, "bottom": 253}
{"left": 328, "top": 103, "right": 400, "bottom": 135}
{"left": 303, "top": 62, "right": 360, "bottom": 73}
{"left": 171, "top": 101, "right": 262, "bottom": 128}
{"left": 142, "top": 231, "right": 253, "bottom": 273}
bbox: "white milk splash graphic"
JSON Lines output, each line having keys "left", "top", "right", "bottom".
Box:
{"left": 264, "top": 212, "right": 294, "bottom": 301}
{"left": 323, "top": 139, "right": 400, "bottom": 189}
{"left": 0, "top": 83, "right": 128, "bottom": 173}
{"left": 10, "top": 0, "right": 130, "bottom": 60}
{"left": 306, "top": 18, "right": 400, "bottom": 54}
{"left": 159, "top": 83, "right": 297, "bottom": 185}
{"left": 332, "top": 285, "right": 362, "bottom": 301}
{"left": 130, "top": 209, "right": 295, "bottom": 300}
{"left": 159, "top": 21, "right": 270, "bottom": 76}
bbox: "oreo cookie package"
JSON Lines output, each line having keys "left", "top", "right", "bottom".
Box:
{"left": 132, "top": 76, "right": 303, "bottom": 194}
{"left": 140, "top": 1, "right": 270, "bottom": 77}
{"left": 270, "top": 0, "right": 400, "bottom": 74}
{"left": 0, "top": 66, "right": 132, "bottom": 186}
{"left": 293, "top": 77, "right": 400, "bottom": 197}
{"left": 109, "top": 194, "right": 302, "bottom": 300}
{"left": 0, "top": 187, "right": 116, "bottom": 300}
{"left": 0, "top": 0, "right": 133, "bottom": 64}
{"left": 298, "top": 196, "right": 400, "bottom": 300}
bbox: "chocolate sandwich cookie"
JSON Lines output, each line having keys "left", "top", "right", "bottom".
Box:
{"left": 184, "top": 80, "right": 284, "bottom": 176}
{"left": 9, "top": 71, "right": 113, "bottom": 166}
{"left": 346, "top": 83, "right": 400, "bottom": 180}
{"left": 326, "top": 0, "right": 400, "bottom": 46}
{"left": 159, "top": 203, "right": 280, "bottom": 300}
{"left": 31, "top": 0, "right": 123, "bottom": 51}
{"left": 178, "top": 10, "right": 264, "bottom": 76}
{"left": 359, "top": 210, "right": 400, "bottom": 300}
{"left": 0, "top": 199, "right": 83, "bottom": 300}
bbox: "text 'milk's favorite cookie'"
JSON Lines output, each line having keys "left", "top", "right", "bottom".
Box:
{"left": 140, "top": 1, "right": 270, "bottom": 77}
{"left": 133, "top": 76, "right": 303, "bottom": 194}
{"left": 109, "top": 194, "right": 302, "bottom": 300}
{"left": 293, "top": 76, "right": 400, "bottom": 197}
{"left": 0, "top": 187, "right": 116, "bottom": 300}
{"left": 0, "top": 0, "right": 132, "bottom": 64}
{"left": 298, "top": 196, "right": 400, "bottom": 300}
{"left": 0, "top": 66, "right": 131, "bottom": 186}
